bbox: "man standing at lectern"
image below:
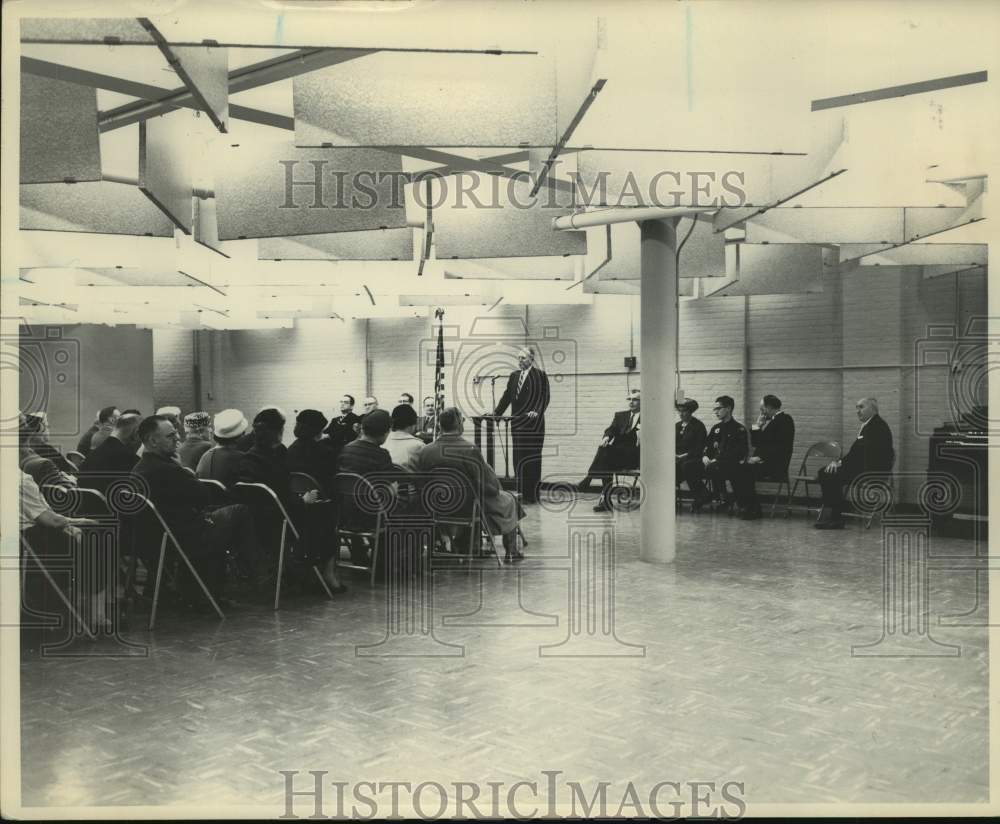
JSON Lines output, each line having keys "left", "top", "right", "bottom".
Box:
{"left": 494, "top": 347, "right": 550, "bottom": 504}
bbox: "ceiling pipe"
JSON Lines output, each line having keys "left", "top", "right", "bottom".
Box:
{"left": 552, "top": 206, "right": 713, "bottom": 231}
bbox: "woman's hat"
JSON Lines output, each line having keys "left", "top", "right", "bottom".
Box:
{"left": 213, "top": 409, "right": 249, "bottom": 439}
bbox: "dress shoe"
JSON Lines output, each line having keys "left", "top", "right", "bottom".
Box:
{"left": 504, "top": 549, "right": 525, "bottom": 563}
{"left": 577, "top": 479, "right": 592, "bottom": 492}
{"left": 593, "top": 502, "right": 610, "bottom": 513}
{"left": 814, "top": 519, "right": 845, "bottom": 530}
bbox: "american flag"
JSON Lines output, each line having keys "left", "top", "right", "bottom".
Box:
{"left": 433, "top": 308, "right": 445, "bottom": 437}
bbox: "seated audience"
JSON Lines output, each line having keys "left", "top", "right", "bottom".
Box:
{"left": 196, "top": 409, "right": 249, "bottom": 489}
{"left": 417, "top": 396, "right": 437, "bottom": 443}
{"left": 287, "top": 409, "right": 338, "bottom": 495}
{"left": 132, "top": 415, "right": 260, "bottom": 606}
{"left": 385, "top": 404, "right": 425, "bottom": 471}
{"left": 578, "top": 390, "right": 641, "bottom": 512}
{"left": 178, "top": 412, "right": 214, "bottom": 470}
{"left": 414, "top": 407, "right": 525, "bottom": 561}
{"left": 324, "top": 395, "right": 362, "bottom": 460}
{"left": 684, "top": 395, "right": 749, "bottom": 512}
{"left": 77, "top": 405, "right": 120, "bottom": 457}
{"left": 239, "top": 409, "right": 343, "bottom": 591}
{"left": 815, "top": 397, "right": 895, "bottom": 530}
{"left": 22, "top": 412, "right": 77, "bottom": 475}
{"left": 398, "top": 392, "right": 414, "bottom": 407}
{"left": 20, "top": 469, "right": 105, "bottom": 630}
{"left": 78, "top": 412, "right": 142, "bottom": 494}
{"left": 733, "top": 395, "right": 796, "bottom": 520}
{"left": 676, "top": 398, "right": 707, "bottom": 489}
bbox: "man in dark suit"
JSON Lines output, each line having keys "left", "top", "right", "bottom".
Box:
{"left": 494, "top": 347, "right": 550, "bottom": 504}
{"left": 578, "top": 390, "right": 641, "bottom": 511}
{"left": 132, "top": 415, "right": 259, "bottom": 606}
{"left": 733, "top": 394, "right": 796, "bottom": 520}
{"left": 324, "top": 395, "right": 362, "bottom": 460}
{"left": 78, "top": 412, "right": 142, "bottom": 495}
{"left": 684, "top": 395, "right": 749, "bottom": 512}
{"left": 417, "top": 396, "right": 437, "bottom": 444}
{"left": 676, "top": 398, "right": 707, "bottom": 492}
{"left": 815, "top": 397, "right": 895, "bottom": 529}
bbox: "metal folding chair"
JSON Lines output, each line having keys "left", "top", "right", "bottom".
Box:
{"left": 66, "top": 450, "right": 86, "bottom": 469}
{"left": 788, "top": 441, "right": 842, "bottom": 518}
{"left": 333, "top": 472, "right": 389, "bottom": 586}
{"left": 233, "top": 481, "right": 334, "bottom": 609}
{"left": 130, "top": 492, "right": 225, "bottom": 630}
{"left": 198, "top": 478, "right": 231, "bottom": 506}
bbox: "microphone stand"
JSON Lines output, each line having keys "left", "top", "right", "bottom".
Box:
{"left": 489, "top": 374, "right": 512, "bottom": 481}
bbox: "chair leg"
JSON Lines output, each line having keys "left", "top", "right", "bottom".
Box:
{"left": 369, "top": 533, "right": 379, "bottom": 587}
{"left": 274, "top": 522, "right": 288, "bottom": 611}
{"left": 312, "top": 565, "right": 334, "bottom": 600}
{"left": 769, "top": 481, "right": 784, "bottom": 518}
{"left": 170, "top": 539, "right": 225, "bottom": 621}
{"left": 149, "top": 538, "right": 168, "bottom": 631}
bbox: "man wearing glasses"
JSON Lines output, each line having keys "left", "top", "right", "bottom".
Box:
{"left": 578, "top": 389, "right": 641, "bottom": 512}
{"left": 685, "top": 395, "right": 749, "bottom": 512}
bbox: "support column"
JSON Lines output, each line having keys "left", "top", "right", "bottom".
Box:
{"left": 639, "top": 218, "right": 678, "bottom": 564}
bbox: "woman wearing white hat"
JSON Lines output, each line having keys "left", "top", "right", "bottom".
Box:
{"left": 196, "top": 409, "right": 249, "bottom": 489}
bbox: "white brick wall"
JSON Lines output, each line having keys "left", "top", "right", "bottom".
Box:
{"left": 152, "top": 328, "right": 195, "bottom": 414}
{"left": 169, "top": 269, "right": 986, "bottom": 501}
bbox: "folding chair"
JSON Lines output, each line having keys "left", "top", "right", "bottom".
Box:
{"left": 130, "top": 492, "right": 225, "bottom": 630}
{"left": 333, "top": 472, "right": 389, "bottom": 586}
{"left": 609, "top": 469, "right": 641, "bottom": 511}
{"left": 19, "top": 530, "right": 99, "bottom": 641}
{"left": 198, "top": 478, "right": 231, "bottom": 506}
{"left": 290, "top": 471, "right": 326, "bottom": 499}
{"left": 233, "top": 482, "right": 334, "bottom": 609}
{"left": 428, "top": 477, "right": 503, "bottom": 569}
{"left": 788, "top": 441, "right": 842, "bottom": 518}
{"left": 66, "top": 450, "right": 86, "bottom": 469}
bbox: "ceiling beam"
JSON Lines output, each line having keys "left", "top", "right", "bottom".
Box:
{"left": 811, "top": 70, "right": 987, "bottom": 111}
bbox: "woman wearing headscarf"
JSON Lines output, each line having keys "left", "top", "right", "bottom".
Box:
{"left": 287, "top": 409, "right": 338, "bottom": 497}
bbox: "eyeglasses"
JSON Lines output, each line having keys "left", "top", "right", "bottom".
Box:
{"left": 712, "top": 406, "right": 724, "bottom": 411}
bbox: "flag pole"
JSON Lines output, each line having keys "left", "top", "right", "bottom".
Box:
{"left": 433, "top": 307, "right": 444, "bottom": 438}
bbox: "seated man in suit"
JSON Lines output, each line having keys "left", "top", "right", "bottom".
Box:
{"left": 733, "top": 394, "right": 795, "bottom": 520}
{"left": 132, "top": 415, "right": 260, "bottom": 607}
{"left": 414, "top": 407, "right": 525, "bottom": 562}
{"left": 578, "top": 390, "right": 642, "bottom": 512}
{"left": 77, "top": 405, "right": 120, "bottom": 458}
{"left": 417, "top": 396, "right": 437, "bottom": 444}
{"left": 815, "top": 397, "right": 895, "bottom": 529}
{"left": 78, "top": 412, "right": 142, "bottom": 495}
{"left": 675, "top": 398, "right": 707, "bottom": 493}
{"left": 684, "top": 395, "right": 749, "bottom": 512}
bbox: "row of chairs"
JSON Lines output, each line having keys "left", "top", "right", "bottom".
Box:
{"left": 677, "top": 440, "right": 893, "bottom": 528}
{"left": 29, "top": 467, "right": 511, "bottom": 634}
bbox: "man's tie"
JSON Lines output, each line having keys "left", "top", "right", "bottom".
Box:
{"left": 629, "top": 413, "right": 639, "bottom": 432}
{"left": 517, "top": 369, "right": 528, "bottom": 395}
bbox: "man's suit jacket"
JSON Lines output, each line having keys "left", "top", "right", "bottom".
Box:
{"left": 78, "top": 435, "right": 139, "bottom": 493}
{"left": 132, "top": 452, "right": 212, "bottom": 547}
{"left": 494, "top": 367, "right": 550, "bottom": 433}
{"left": 704, "top": 418, "right": 749, "bottom": 466}
{"left": 604, "top": 410, "right": 641, "bottom": 449}
{"left": 676, "top": 417, "right": 707, "bottom": 459}
{"left": 750, "top": 412, "right": 795, "bottom": 475}
{"left": 413, "top": 432, "right": 501, "bottom": 502}
{"left": 324, "top": 412, "right": 362, "bottom": 451}
{"left": 841, "top": 414, "right": 895, "bottom": 477}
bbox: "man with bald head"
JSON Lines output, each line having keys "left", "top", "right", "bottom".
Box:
{"left": 494, "top": 347, "right": 550, "bottom": 504}
{"left": 815, "top": 397, "right": 894, "bottom": 529}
